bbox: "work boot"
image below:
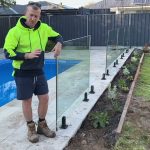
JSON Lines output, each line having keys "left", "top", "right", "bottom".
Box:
{"left": 27, "top": 122, "right": 39, "bottom": 143}
{"left": 37, "top": 120, "right": 56, "bottom": 138}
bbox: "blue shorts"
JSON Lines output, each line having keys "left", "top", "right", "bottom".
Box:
{"left": 14, "top": 75, "right": 49, "bottom": 100}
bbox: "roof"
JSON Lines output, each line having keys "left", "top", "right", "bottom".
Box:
{"left": 11, "top": 5, "right": 26, "bottom": 14}
{"left": 86, "top": 0, "right": 150, "bottom": 9}
{"left": 0, "top": 1, "right": 71, "bottom": 15}
{"left": 0, "top": 6, "right": 15, "bottom": 14}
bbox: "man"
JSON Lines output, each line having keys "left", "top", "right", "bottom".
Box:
{"left": 3, "top": 2, "right": 63, "bottom": 143}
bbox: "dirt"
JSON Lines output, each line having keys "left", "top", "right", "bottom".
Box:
{"left": 64, "top": 90, "right": 125, "bottom": 150}
{"left": 64, "top": 50, "right": 144, "bottom": 150}
{"left": 127, "top": 97, "right": 150, "bottom": 131}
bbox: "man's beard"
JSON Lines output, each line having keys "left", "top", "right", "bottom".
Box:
{"left": 29, "top": 19, "right": 36, "bottom": 27}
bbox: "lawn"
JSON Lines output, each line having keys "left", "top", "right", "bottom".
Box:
{"left": 114, "top": 54, "right": 150, "bottom": 150}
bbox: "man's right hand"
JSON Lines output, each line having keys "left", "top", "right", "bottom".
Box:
{"left": 24, "top": 49, "right": 41, "bottom": 59}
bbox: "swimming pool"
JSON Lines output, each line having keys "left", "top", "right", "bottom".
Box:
{"left": 0, "top": 59, "right": 80, "bottom": 107}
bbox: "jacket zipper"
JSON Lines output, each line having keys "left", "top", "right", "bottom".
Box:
{"left": 28, "top": 29, "right": 32, "bottom": 52}
{"left": 38, "top": 30, "right": 43, "bottom": 50}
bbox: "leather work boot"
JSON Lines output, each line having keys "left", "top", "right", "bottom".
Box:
{"left": 27, "top": 122, "right": 39, "bottom": 143}
{"left": 37, "top": 120, "right": 56, "bottom": 138}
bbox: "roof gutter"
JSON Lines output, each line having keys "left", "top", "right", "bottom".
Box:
{"left": 9, "top": 7, "right": 18, "bottom": 14}
{"left": 111, "top": 5, "right": 150, "bottom": 14}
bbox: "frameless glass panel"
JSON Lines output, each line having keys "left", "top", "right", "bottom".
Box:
{"left": 118, "top": 28, "right": 125, "bottom": 51}
{"left": 0, "top": 49, "right": 16, "bottom": 107}
{"left": 0, "top": 49, "right": 4, "bottom": 60}
{"left": 124, "top": 27, "right": 130, "bottom": 49}
{"left": 106, "top": 29, "right": 118, "bottom": 69}
{"left": 106, "top": 28, "right": 126, "bottom": 70}
{"left": 117, "top": 28, "right": 127, "bottom": 55}
{"left": 56, "top": 36, "right": 90, "bottom": 126}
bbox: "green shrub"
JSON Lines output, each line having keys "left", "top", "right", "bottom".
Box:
{"left": 108, "top": 84, "right": 118, "bottom": 100}
{"left": 126, "top": 63, "right": 137, "bottom": 75}
{"left": 111, "top": 99, "right": 121, "bottom": 113}
{"left": 127, "top": 75, "right": 133, "bottom": 81}
{"left": 131, "top": 56, "right": 137, "bottom": 63}
{"left": 118, "top": 79, "right": 126, "bottom": 89}
{"left": 118, "top": 79, "right": 129, "bottom": 92}
{"left": 123, "top": 67, "right": 130, "bottom": 76}
{"left": 91, "top": 112, "right": 109, "bottom": 128}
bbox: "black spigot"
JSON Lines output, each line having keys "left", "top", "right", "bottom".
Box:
{"left": 89, "top": 85, "right": 95, "bottom": 94}
{"left": 116, "top": 59, "right": 118, "bottom": 65}
{"left": 113, "top": 62, "right": 116, "bottom": 67}
{"left": 101, "top": 73, "right": 106, "bottom": 80}
{"left": 83, "top": 92, "right": 89, "bottom": 102}
{"left": 61, "top": 116, "right": 68, "bottom": 129}
{"left": 106, "top": 69, "right": 109, "bottom": 76}
{"left": 120, "top": 55, "right": 123, "bottom": 59}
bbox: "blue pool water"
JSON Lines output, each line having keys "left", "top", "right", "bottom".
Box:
{"left": 0, "top": 59, "right": 80, "bottom": 107}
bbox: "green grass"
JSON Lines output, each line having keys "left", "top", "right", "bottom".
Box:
{"left": 114, "top": 122, "right": 150, "bottom": 150}
{"left": 114, "top": 54, "right": 150, "bottom": 150}
{"left": 134, "top": 54, "right": 150, "bottom": 101}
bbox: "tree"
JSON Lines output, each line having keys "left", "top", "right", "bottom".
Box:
{"left": 0, "top": 0, "right": 16, "bottom": 7}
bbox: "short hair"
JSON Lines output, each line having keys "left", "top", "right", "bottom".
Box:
{"left": 27, "top": 2, "right": 41, "bottom": 10}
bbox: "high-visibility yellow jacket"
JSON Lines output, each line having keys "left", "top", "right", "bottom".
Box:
{"left": 3, "top": 16, "right": 63, "bottom": 76}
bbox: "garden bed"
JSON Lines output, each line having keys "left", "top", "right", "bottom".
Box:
{"left": 64, "top": 49, "right": 143, "bottom": 150}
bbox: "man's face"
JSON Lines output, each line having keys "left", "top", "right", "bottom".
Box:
{"left": 25, "top": 6, "right": 41, "bottom": 28}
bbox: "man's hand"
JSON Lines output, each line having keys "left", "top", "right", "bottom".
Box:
{"left": 24, "top": 49, "right": 41, "bottom": 59}
{"left": 52, "top": 42, "right": 62, "bottom": 58}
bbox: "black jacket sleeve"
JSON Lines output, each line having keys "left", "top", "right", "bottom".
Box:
{"left": 48, "top": 35, "right": 63, "bottom": 45}
{"left": 4, "top": 49, "right": 25, "bottom": 60}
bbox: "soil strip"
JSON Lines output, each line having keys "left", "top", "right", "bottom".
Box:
{"left": 116, "top": 52, "right": 145, "bottom": 134}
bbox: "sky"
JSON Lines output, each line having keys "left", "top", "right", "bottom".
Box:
{"left": 15, "top": 0, "right": 101, "bottom": 8}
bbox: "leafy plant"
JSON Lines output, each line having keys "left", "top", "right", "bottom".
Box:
{"left": 123, "top": 67, "right": 130, "bottom": 76}
{"left": 126, "top": 63, "right": 137, "bottom": 75}
{"left": 118, "top": 79, "right": 126, "bottom": 88}
{"left": 91, "top": 112, "right": 109, "bottom": 128}
{"left": 122, "top": 86, "right": 129, "bottom": 92}
{"left": 118, "top": 79, "right": 129, "bottom": 92}
{"left": 107, "top": 84, "right": 121, "bottom": 112}
{"left": 131, "top": 56, "right": 137, "bottom": 63}
{"left": 133, "top": 49, "right": 142, "bottom": 59}
{"left": 111, "top": 99, "right": 121, "bottom": 113}
{"left": 108, "top": 84, "right": 118, "bottom": 100}
{"left": 127, "top": 75, "right": 133, "bottom": 81}
{"left": 133, "top": 50, "right": 139, "bottom": 57}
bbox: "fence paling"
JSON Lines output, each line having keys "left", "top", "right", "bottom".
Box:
{"left": 0, "top": 13, "right": 150, "bottom": 47}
